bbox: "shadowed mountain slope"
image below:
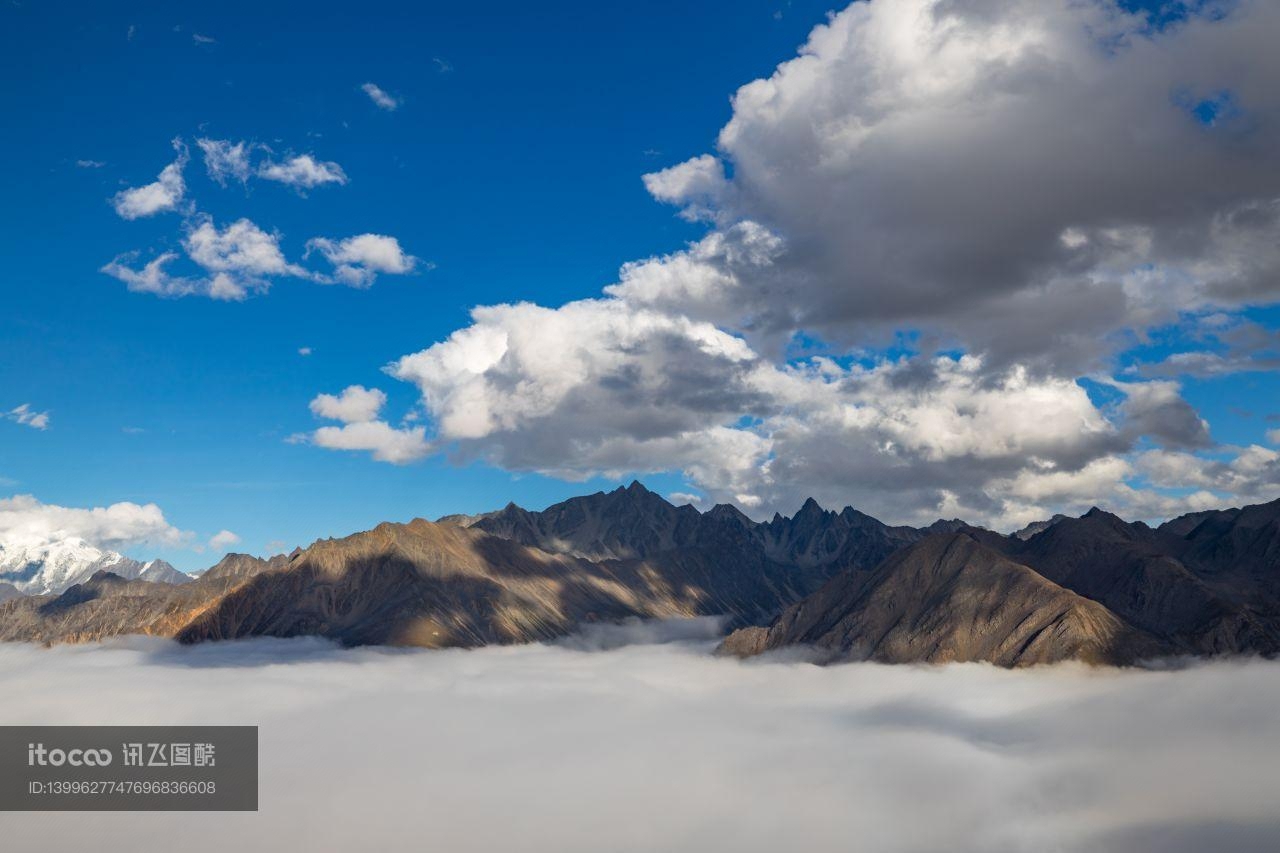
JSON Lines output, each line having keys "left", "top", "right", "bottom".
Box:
{"left": 1002, "top": 508, "right": 1280, "bottom": 655}
{"left": 721, "top": 532, "right": 1170, "bottom": 666}
{"left": 177, "top": 518, "right": 717, "bottom": 647}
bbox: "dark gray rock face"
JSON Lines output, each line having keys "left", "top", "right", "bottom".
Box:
{"left": 725, "top": 499, "right": 1280, "bottom": 666}
{"left": 1013, "top": 514, "right": 1071, "bottom": 541}
{"left": 721, "top": 532, "right": 1170, "bottom": 666}
{"left": 1000, "top": 508, "right": 1280, "bottom": 656}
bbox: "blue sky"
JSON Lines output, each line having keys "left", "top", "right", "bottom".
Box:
{"left": 1, "top": 1, "right": 838, "bottom": 566}
{"left": 4, "top": 0, "right": 1280, "bottom": 569}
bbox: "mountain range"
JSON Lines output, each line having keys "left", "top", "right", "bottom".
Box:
{"left": 721, "top": 503, "right": 1280, "bottom": 665}
{"left": 1, "top": 482, "right": 1278, "bottom": 666}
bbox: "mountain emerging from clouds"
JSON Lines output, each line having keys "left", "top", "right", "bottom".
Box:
{"left": 2, "top": 482, "right": 1279, "bottom": 666}
{"left": 722, "top": 501, "right": 1280, "bottom": 665}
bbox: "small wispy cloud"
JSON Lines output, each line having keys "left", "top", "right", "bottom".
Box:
{"left": 6, "top": 404, "right": 49, "bottom": 431}
{"left": 208, "top": 529, "right": 241, "bottom": 551}
{"left": 257, "top": 154, "right": 348, "bottom": 191}
{"left": 298, "top": 347, "right": 313, "bottom": 357}
{"left": 105, "top": 136, "right": 413, "bottom": 301}
{"left": 432, "top": 57, "right": 453, "bottom": 74}
{"left": 102, "top": 215, "right": 308, "bottom": 302}
{"left": 361, "top": 82, "right": 400, "bottom": 111}
{"left": 76, "top": 159, "right": 105, "bottom": 169}
{"left": 127, "top": 24, "right": 136, "bottom": 41}
{"left": 196, "top": 138, "right": 253, "bottom": 186}
{"left": 192, "top": 33, "right": 216, "bottom": 45}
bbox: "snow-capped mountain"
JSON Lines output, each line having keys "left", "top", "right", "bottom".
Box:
{"left": 0, "top": 537, "right": 192, "bottom": 596}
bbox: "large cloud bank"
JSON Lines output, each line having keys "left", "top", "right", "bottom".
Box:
{"left": 304, "top": 0, "right": 1280, "bottom": 527}
{"left": 2, "top": 632, "right": 1279, "bottom": 853}
{"left": 0, "top": 494, "right": 187, "bottom": 551}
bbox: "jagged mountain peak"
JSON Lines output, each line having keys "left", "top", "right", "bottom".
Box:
{"left": 1014, "top": 514, "right": 1071, "bottom": 541}
{"left": 924, "top": 518, "right": 970, "bottom": 535}
{"left": 1076, "top": 507, "right": 1149, "bottom": 539}
{"left": 139, "top": 559, "right": 192, "bottom": 585}
{"left": 704, "top": 503, "right": 753, "bottom": 526}
{"left": 795, "top": 497, "right": 826, "bottom": 517}
{"left": 838, "top": 506, "right": 873, "bottom": 523}
{"left": 1017, "top": 506, "right": 1143, "bottom": 544}
{"left": 201, "top": 551, "right": 291, "bottom": 582}
{"left": 467, "top": 481, "right": 695, "bottom": 561}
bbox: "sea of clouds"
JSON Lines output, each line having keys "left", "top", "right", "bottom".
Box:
{"left": 1, "top": 622, "right": 1278, "bottom": 853}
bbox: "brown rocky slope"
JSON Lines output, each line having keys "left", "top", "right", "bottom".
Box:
{"left": 720, "top": 532, "right": 1171, "bottom": 666}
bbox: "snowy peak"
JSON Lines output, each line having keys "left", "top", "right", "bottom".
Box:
{"left": 0, "top": 537, "right": 191, "bottom": 595}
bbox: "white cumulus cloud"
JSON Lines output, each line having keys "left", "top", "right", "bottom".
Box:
{"left": 104, "top": 137, "right": 413, "bottom": 301}
{"left": 647, "top": 0, "right": 1280, "bottom": 367}
{"left": 306, "top": 234, "right": 417, "bottom": 287}
{"left": 298, "top": 0, "right": 1280, "bottom": 525}
{"left": 0, "top": 494, "right": 187, "bottom": 552}
{"left": 310, "top": 420, "right": 431, "bottom": 465}
{"left": 642, "top": 154, "right": 731, "bottom": 222}
{"left": 103, "top": 217, "right": 308, "bottom": 301}
{"left": 309, "top": 385, "right": 387, "bottom": 424}
{"left": 303, "top": 386, "right": 429, "bottom": 464}
{"left": 183, "top": 217, "right": 303, "bottom": 280}
{"left": 208, "top": 529, "right": 241, "bottom": 551}
{"left": 257, "top": 154, "right": 348, "bottom": 191}
{"left": 111, "top": 139, "right": 188, "bottom": 220}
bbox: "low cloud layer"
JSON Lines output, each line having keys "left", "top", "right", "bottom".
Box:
{"left": 1, "top": 634, "right": 1278, "bottom": 853}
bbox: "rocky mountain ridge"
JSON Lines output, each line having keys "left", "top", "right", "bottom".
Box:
{"left": 3, "top": 483, "right": 1279, "bottom": 667}
{"left": 723, "top": 498, "right": 1280, "bottom": 665}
